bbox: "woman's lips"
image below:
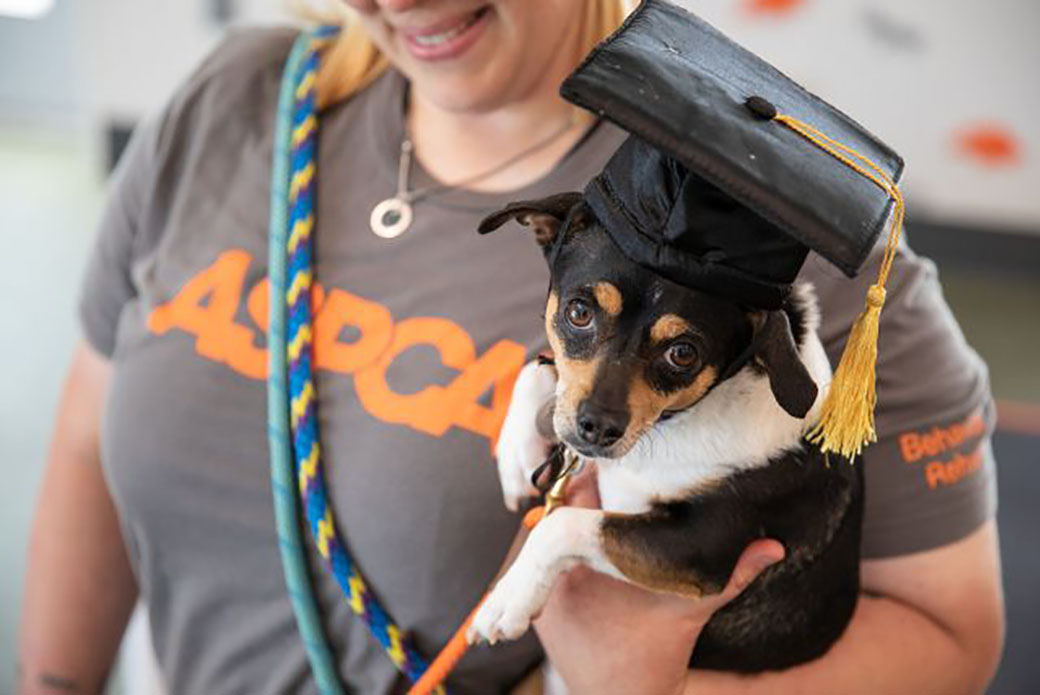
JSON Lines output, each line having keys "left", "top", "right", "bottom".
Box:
{"left": 401, "top": 7, "right": 490, "bottom": 62}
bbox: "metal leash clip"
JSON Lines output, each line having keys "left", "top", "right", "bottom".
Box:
{"left": 542, "top": 449, "right": 582, "bottom": 516}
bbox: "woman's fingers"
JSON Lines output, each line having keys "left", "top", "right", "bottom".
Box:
{"left": 717, "top": 538, "right": 786, "bottom": 605}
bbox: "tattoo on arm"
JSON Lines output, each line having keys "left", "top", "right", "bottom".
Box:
{"left": 16, "top": 659, "right": 103, "bottom": 695}
{"left": 38, "top": 673, "right": 82, "bottom": 693}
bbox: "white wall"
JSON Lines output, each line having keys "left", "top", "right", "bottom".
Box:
{"left": 678, "top": 0, "right": 1040, "bottom": 232}
{"left": 0, "top": 1, "right": 79, "bottom": 128}
{"left": 64, "top": 0, "right": 1040, "bottom": 230}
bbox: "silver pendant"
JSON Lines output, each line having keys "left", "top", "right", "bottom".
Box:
{"left": 370, "top": 197, "right": 413, "bottom": 239}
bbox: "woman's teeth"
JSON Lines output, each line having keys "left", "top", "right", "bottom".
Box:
{"left": 412, "top": 10, "right": 483, "bottom": 46}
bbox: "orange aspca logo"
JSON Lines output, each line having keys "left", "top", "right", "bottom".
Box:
{"left": 147, "top": 249, "right": 527, "bottom": 446}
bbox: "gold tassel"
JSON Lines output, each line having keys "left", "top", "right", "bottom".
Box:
{"left": 807, "top": 285, "right": 886, "bottom": 459}
{"left": 770, "top": 113, "right": 906, "bottom": 461}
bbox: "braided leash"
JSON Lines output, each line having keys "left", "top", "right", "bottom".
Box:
{"left": 272, "top": 28, "right": 587, "bottom": 695}
{"left": 272, "top": 29, "right": 445, "bottom": 694}
{"left": 267, "top": 31, "right": 343, "bottom": 695}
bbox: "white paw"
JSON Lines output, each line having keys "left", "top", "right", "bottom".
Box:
{"left": 467, "top": 559, "right": 550, "bottom": 645}
{"left": 496, "top": 361, "right": 557, "bottom": 511}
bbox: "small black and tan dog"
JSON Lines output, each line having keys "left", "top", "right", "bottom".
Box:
{"left": 468, "top": 193, "right": 862, "bottom": 673}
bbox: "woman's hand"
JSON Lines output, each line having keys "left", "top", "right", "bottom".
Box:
{"left": 532, "top": 468, "right": 784, "bottom": 695}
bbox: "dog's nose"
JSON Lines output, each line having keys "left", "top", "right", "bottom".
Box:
{"left": 576, "top": 405, "right": 627, "bottom": 448}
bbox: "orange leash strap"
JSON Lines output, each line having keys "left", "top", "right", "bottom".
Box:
{"left": 408, "top": 506, "right": 547, "bottom": 695}
{"left": 410, "top": 457, "right": 575, "bottom": 695}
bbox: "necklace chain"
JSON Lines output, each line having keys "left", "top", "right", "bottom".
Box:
{"left": 370, "top": 116, "right": 579, "bottom": 239}
{"left": 399, "top": 117, "right": 578, "bottom": 204}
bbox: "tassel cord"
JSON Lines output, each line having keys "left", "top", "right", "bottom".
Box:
{"left": 772, "top": 113, "right": 906, "bottom": 459}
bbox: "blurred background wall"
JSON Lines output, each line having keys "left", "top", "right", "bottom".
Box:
{"left": 2, "top": 1, "right": 1037, "bottom": 693}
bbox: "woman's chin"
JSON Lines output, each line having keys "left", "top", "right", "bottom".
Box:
{"left": 407, "top": 69, "right": 518, "bottom": 115}
{"left": 400, "top": 65, "right": 521, "bottom": 115}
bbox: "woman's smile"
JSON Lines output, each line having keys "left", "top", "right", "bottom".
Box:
{"left": 400, "top": 5, "right": 491, "bottom": 61}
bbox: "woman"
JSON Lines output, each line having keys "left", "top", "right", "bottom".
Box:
{"left": 20, "top": 1, "right": 1004, "bottom": 694}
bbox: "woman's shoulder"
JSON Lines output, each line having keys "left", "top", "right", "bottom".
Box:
{"left": 193, "top": 25, "right": 300, "bottom": 85}
{"left": 101, "top": 26, "right": 305, "bottom": 274}
{"left": 149, "top": 26, "right": 300, "bottom": 159}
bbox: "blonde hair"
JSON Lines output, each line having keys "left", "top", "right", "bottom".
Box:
{"left": 301, "top": 0, "right": 638, "bottom": 111}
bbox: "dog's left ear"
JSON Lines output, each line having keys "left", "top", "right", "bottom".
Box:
{"left": 750, "top": 310, "right": 819, "bottom": 419}
{"left": 477, "top": 192, "right": 585, "bottom": 253}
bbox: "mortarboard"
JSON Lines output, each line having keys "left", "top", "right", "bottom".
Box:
{"left": 558, "top": 0, "right": 908, "bottom": 459}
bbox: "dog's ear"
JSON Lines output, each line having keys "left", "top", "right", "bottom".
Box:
{"left": 750, "top": 310, "right": 818, "bottom": 419}
{"left": 477, "top": 192, "right": 585, "bottom": 253}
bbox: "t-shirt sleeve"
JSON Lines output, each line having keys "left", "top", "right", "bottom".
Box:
{"left": 806, "top": 240, "right": 998, "bottom": 559}
{"left": 79, "top": 113, "right": 162, "bottom": 358}
{"left": 78, "top": 26, "right": 298, "bottom": 359}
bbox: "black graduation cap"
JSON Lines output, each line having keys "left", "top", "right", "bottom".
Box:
{"left": 559, "top": 0, "right": 908, "bottom": 459}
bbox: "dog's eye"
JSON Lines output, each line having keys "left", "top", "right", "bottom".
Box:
{"left": 665, "top": 342, "right": 699, "bottom": 369}
{"left": 565, "top": 299, "right": 594, "bottom": 329}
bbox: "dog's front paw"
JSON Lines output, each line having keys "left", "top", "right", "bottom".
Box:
{"left": 496, "top": 361, "right": 557, "bottom": 511}
{"left": 467, "top": 560, "right": 550, "bottom": 645}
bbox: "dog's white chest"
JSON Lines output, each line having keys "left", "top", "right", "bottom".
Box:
{"left": 597, "top": 461, "right": 688, "bottom": 514}
{"left": 594, "top": 439, "right": 734, "bottom": 515}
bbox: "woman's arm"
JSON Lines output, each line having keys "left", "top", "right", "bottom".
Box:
{"left": 686, "top": 520, "right": 1004, "bottom": 695}
{"left": 18, "top": 341, "right": 138, "bottom": 695}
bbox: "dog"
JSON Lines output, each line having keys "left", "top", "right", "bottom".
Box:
{"left": 467, "top": 192, "right": 863, "bottom": 673}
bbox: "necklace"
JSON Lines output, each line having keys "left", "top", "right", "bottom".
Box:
{"left": 369, "top": 116, "right": 578, "bottom": 239}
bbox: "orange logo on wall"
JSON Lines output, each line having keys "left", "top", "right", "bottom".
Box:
{"left": 953, "top": 123, "right": 1022, "bottom": 167}
{"left": 743, "top": 0, "right": 805, "bottom": 17}
{"left": 147, "top": 249, "right": 527, "bottom": 447}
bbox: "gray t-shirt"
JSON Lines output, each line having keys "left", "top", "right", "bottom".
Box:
{"left": 80, "top": 28, "right": 997, "bottom": 695}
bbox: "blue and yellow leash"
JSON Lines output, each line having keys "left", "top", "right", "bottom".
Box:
{"left": 268, "top": 29, "right": 446, "bottom": 695}
{"left": 267, "top": 30, "right": 343, "bottom": 695}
